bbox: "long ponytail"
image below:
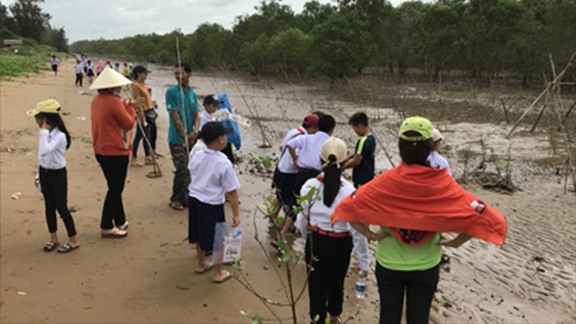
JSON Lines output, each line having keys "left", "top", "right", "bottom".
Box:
{"left": 322, "top": 154, "right": 341, "bottom": 207}
{"left": 39, "top": 112, "right": 72, "bottom": 149}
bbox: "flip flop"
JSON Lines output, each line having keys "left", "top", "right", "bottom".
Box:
{"left": 101, "top": 227, "right": 127, "bottom": 238}
{"left": 213, "top": 270, "right": 232, "bottom": 284}
{"left": 43, "top": 241, "right": 59, "bottom": 252}
{"left": 169, "top": 201, "right": 184, "bottom": 211}
{"left": 57, "top": 243, "right": 80, "bottom": 253}
{"left": 195, "top": 263, "right": 214, "bottom": 274}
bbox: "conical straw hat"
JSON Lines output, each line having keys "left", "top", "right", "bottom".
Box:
{"left": 89, "top": 66, "right": 132, "bottom": 90}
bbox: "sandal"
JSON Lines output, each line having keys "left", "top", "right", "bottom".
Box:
{"left": 195, "top": 263, "right": 214, "bottom": 274}
{"left": 130, "top": 160, "right": 143, "bottom": 167}
{"left": 43, "top": 241, "right": 59, "bottom": 252}
{"left": 213, "top": 270, "right": 232, "bottom": 284}
{"left": 169, "top": 201, "right": 184, "bottom": 211}
{"left": 145, "top": 158, "right": 154, "bottom": 165}
{"left": 118, "top": 221, "right": 129, "bottom": 231}
{"left": 101, "top": 227, "right": 128, "bottom": 238}
{"left": 57, "top": 243, "right": 80, "bottom": 253}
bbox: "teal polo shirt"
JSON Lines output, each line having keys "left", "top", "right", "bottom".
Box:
{"left": 165, "top": 84, "right": 199, "bottom": 145}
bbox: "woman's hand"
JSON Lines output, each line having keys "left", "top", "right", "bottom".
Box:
{"left": 436, "top": 233, "right": 473, "bottom": 248}
{"left": 370, "top": 230, "right": 391, "bottom": 241}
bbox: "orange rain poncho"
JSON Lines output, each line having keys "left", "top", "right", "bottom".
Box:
{"left": 332, "top": 163, "right": 507, "bottom": 245}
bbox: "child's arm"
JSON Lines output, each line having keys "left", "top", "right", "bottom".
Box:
{"left": 343, "top": 153, "right": 363, "bottom": 170}
{"left": 227, "top": 190, "right": 240, "bottom": 227}
{"left": 287, "top": 146, "right": 298, "bottom": 167}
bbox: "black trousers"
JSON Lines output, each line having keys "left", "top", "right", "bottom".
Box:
{"left": 75, "top": 73, "right": 83, "bottom": 86}
{"left": 39, "top": 167, "right": 77, "bottom": 237}
{"left": 305, "top": 231, "right": 353, "bottom": 324}
{"left": 146, "top": 118, "right": 157, "bottom": 150}
{"left": 96, "top": 155, "right": 129, "bottom": 229}
{"left": 375, "top": 262, "right": 439, "bottom": 324}
{"left": 294, "top": 168, "right": 320, "bottom": 196}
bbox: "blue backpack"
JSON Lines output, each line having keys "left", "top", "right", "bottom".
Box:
{"left": 217, "top": 93, "right": 242, "bottom": 150}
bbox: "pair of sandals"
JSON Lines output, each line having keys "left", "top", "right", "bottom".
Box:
{"left": 43, "top": 241, "right": 80, "bottom": 253}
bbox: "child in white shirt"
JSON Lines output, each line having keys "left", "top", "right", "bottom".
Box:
{"left": 188, "top": 122, "right": 240, "bottom": 283}
{"left": 28, "top": 99, "right": 79, "bottom": 253}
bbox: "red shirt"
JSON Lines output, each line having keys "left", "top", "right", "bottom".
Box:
{"left": 91, "top": 92, "right": 136, "bottom": 156}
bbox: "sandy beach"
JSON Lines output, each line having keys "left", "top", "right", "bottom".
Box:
{"left": 1, "top": 60, "right": 575, "bottom": 323}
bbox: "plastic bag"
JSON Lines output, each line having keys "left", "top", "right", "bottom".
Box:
{"left": 211, "top": 221, "right": 243, "bottom": 265}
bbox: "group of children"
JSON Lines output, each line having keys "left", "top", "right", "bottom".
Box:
{"left": 72, "top": 55, "right": 134, "bottom": 87}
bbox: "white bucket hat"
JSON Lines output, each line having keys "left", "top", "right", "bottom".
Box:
{"left": 89, "top": 66, "right": 132, "bottom": 90}
{"left": 432, "top": 128, "right": 444, "bottom": 142}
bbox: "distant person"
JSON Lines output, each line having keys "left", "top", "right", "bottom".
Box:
{"left": 27, "top": 99, "right": 79, "bottom": 253}
{"left": 114, "top": 62, "right": 121, "bottom": 73}
{"left": 80, "top": 54, "right": 88, "bottom": 73}
{"left": 86, "top": 60, "right": 95, "bottom": 83}
{"left": 427, "top": 128, "right": 452, "bottom": 176}
{"left": 188, "top": 122, "right": 239, "bottom": 283}
{"left": 165, "top": 62, "right": 200, "bottom": 211}
{"left": 96, "top": 60, "right": 105, "bottom": 76}
{"left": 106, "top": 60, "right": 113, "bottom": 69}
{"left": 130, "top": 65, "right": 154, "bottom": 167}
{"left": 343, "top": 112, "right": 376, "bottom": 188}
{"left": 90, "top": 67, "right": 142, "bottom": 238}
{"left": 74, "top": 59, "right": 83, "bottom": 87}
{"left": 50, "top": 55, "right": 59, "bottom": 76}
{"left": 286, "top": 114, "right": 336, "bottom": 195}
{"left": 123, "top": 62, "right": 130, "bottom": 78}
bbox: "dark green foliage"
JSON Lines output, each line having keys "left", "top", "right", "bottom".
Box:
{"left": 68, "top": 0, "right": 575, "bottom": 83}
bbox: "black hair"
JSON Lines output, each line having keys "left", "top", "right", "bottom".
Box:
{"left": 133, "top": 65, "right": 148, "bottom": 76}
{"left": 313, "top": 111, "right": 325, "bottom": 118}
{"left": 398, "top": 131, "right": 432, "bottom": 166}
{"left": 322, "top": 154, "right": 341, "bottom": 207}
{"left": 175, "top": 62, "right": 192, "bottom": 73}
{"left": 349, "top": 112, "right": 369, "bottom": 126}
{"left": 36, "top": 112, "right": 71, "bottom": 149}
{"left": 318, "top": 115, "right": 336, "bottom": 133}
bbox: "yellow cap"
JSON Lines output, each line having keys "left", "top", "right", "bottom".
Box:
{"left": 320, "top": 137, "right": 348, "bottom": 164}
{"left": 398, "top": 116, "right": 433, "bottom": 142}
{"left": 26, "top": 99, "right": 61, "bottom": 116}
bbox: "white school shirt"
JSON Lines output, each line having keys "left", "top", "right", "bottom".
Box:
{"left": 296, "top": 175, "right": 370, "bottom": 271}
{"left": 427, "top": 151, "right": 452, "bottom": 176}
{"left": 74, "top": 64, "right": 84, "bottom": 74}
{"left": 286, "top": 131, "right": 330, "bottom": 170}
{"left": 189, "top": 139, "right": 207, "bottom": 161}
{"left": 38, "top": 127, "right": 67, "bottom": 170}
{"left": 277, "top": 127, "right": 307, "bottom": 174}
{"left": 198, "top": 110, "right": 214, "bottom": 130}
{"left": 188, "top": 148, "right": 240, "bottom": 205}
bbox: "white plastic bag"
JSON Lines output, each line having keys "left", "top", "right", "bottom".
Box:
{"left": 211, "top": 221, "right": 243, "bottom": 265}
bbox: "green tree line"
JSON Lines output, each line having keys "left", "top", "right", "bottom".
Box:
{"left": 70, "top": 0, "right": 575, "bottom": 84}
{"left": 0, "top": 0, "right": 68, "bottom": 52}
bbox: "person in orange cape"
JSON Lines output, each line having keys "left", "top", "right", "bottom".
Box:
{"left": 332, "top": 116, "right": 507, "bottom": 324}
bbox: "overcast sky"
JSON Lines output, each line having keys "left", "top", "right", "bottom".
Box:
{"left": 2, "top": 0, "right": 428, "bottom": 42}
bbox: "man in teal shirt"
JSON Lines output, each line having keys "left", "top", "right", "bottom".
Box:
{"left": 165, "top": 62, "right": 200, "bottom": 210}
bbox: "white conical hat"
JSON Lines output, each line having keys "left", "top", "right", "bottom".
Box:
{"left": 89, "top": 66, "right": 132, "bottom": 90}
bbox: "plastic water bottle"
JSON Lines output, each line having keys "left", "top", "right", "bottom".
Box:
{"left": 355, "top": 280, "right": 367, "bottom": 299}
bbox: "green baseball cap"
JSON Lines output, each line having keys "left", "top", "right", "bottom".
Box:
{"left": 398, "top": 116, "right": 433, "bottom": 141}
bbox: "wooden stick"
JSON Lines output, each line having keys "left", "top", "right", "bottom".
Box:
{"left": 507, "top": 67, "right": 568, "bottom": 138}
{"left": 530, "top": 103, "right": 548, "bottom": 133}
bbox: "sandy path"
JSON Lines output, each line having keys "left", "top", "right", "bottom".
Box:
{"left": 1, "top": 60, "right": 575, "bottom": 323}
